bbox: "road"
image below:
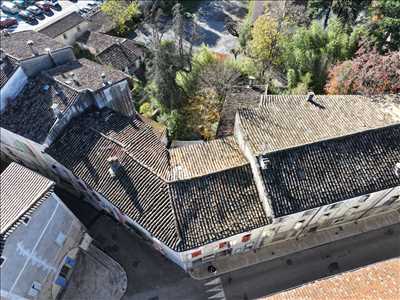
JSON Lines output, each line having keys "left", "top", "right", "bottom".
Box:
{"left": 57, "top": 189, "right": 399, "bottom": 300}
{"left": 218, "top": 223, "right": 400, "bottom": 300}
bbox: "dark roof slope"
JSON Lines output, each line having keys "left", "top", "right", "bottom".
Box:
{"left": 170, "top": 164, "right": 269, "bottom": 250}
{"left": 0, "top": 30, "right": 66, "bottom": 61}
{"left": 262, "top": 125, "right": 400, "bottom": 217}
{"left": 0, "top": 53, "right": 18, "bottom": 88}
{"left": 0, "top": 76, "right": 80, "bottom": 144}
{"left": 239, "top": 95, "right": 400, "bottom": 155}
{"left": 39, "top": 11, "right": 84, "bottom": 38}
{"left": 46, "top": 58, "right": 128, "bottom": 91}
{"left": 0, "top": 163, "right": 54, "bottom": 235}
{"left": 77, "top": 31, "right": 122, "bottom": 54}
{"left": 46, "top": 109, "right": 179, "bottom": 248}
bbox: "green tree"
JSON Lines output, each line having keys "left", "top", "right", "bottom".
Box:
{"left": 101, "top": 0, "right": 140, "bottom": 34}
{"left": 283, "top": 19, "right": 362, "bottom": 94}
{"left": 367, "top": 0, "right": 400, "bottom": 52}
{"left": 248, "top": 15, "right": 283, "bottom": 80}
{"left": 308, "top": 0, "right": 371, "bottom": 29}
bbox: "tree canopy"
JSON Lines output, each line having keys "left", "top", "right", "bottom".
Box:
{"left": 101, "top": 0, "right": 140, "bottom": 34}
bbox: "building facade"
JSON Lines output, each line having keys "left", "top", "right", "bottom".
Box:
{"left": 0, "top": 163, "right": 92, "bottom": 300}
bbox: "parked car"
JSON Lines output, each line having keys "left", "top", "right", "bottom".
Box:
{"left": 35, "top": 2, "right": 51, "bottom": 14}
{"left": 0, "top": 15, "right": 18, "bottom": 29}
{"left": 26, "top": 5, "right": 42, "bottom": 15}
{"left": 1, "top": 2, "right": 19, "bottom": 14}
{"left": 14, "top": 0, "right": 27, "bottom": 9}
{"left": 43, "top": 0, "right": 60, "bottom": 10}
{"left": 18, "top": 10, "right": 36, "bottom": 23}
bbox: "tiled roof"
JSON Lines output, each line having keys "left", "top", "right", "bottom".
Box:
{"left": 239, "top": 95, "right": 400, "bottom": 155}
{"left": 217, "top": 87, "right": 262, "bottom": 137}
{"left": 77, "top": 31, "right": 122, "bottom": 54}
{"left": 0, "top": 76, "right": 80, "bottom": 144}
{"left": 0, "top": 163, "right": 54, "bottom": 235}
{"left": 0, "top": 31, "right": 66, "bottom": 61}
{"left": 46, "top": 58, "right": 128, "bottom": 92}
{"left": 39, "top": 11, "right": 84, "bottom": 38}
{"left": 262, "top": 125, "right": 400, "bottom": 217}
{"left": 46, "top": 109, "right": 180, "bottom": 248}
{"left": 96, "top": 39, "right": 143, "bottom": 72}
{"left": 169, "top": 136, "right": 248, "bottom": 181}
{"left": 0, "top": 53, "right": 18, "bottom": 88}
{"left": 267, "top": 258, "right": 400, "bottom": 300}
{"left": 85, "top": 9, "right": 115, "bottom": 33}
{"left": 170, "top": 164, "right": 269, "bottom": 251}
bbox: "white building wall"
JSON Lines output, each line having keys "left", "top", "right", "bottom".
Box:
{"left": 54, "top": 21, "right": 90, "bottom": 46}
{"left": 0, "top": 193, "right": 86, "bottom": 300}
{"left": 0, "top": 67, "right": 28, "bottom": 112}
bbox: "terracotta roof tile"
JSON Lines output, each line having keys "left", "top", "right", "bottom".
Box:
{"left": 239, "top": 95, "right": 400, "bottom": 155}
{"left": 39, "top": 11, "right": 84, "bottom": 38}
{"left": 267, "top": 258, "right": 400, "bottom": 300}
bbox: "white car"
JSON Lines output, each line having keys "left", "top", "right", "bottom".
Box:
{"left": 1, "top": 2, "right": 19, "bottom": 15}
{"left": 26, "top": 5, "right": 42, "bottom": 15}
{"left": 43, "top": 0, "right": 60, "bottom": 8}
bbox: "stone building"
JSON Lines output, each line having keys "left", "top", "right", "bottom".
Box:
{"left": 0, "top": 163, "right": 126, "bottom": 300}
{"left": 77, "top": 31, "right": 145, "bottom": 78}
{"left": 38, "top": 11, "right": 89, "bottom": 46}
{"left": 13, "top": 94, "right": 395, "bottom": 272}
{"left": 0, "top": 31, "right": 75, "bottom": 111}
{"left": 1, "top": 31, "right": 399, "bottom": 272}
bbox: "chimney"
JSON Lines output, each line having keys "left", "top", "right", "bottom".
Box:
{"left": 101, "top": 73, "right": 108, "bottom": 86}
{"left": 51, "top": 103, "right": 63, "bottom": 119}
{"left": 27, "top": 40, "right": 39, "bottom": 56}
{"left": 307, "top": 92, "right": 315, "bottom": 102}
{"left": 247, "top": 75, "right": 255, "bottom": 89}
{"left": 69, "top": 72, "right": 80, "bottom": 86}
{"left": 107, "top": 156, "right": 120, "bottom": 178}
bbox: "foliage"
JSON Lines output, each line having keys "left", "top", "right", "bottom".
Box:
{"left": 157, "top": 110, "right": 181, "bottom": 139}
{"left": 101, "top": 0, "right": 140, "bottom": 34}
{"left": 325, "top": 49, "right": 400, "bottom": 95}
{"left": 149, "top": 3, "right": 196, "bottom": 110}
{"left": 179, "top": 88, "right": 221, "bottom": 140}
{"left": 139, "top": 102, "right": 153, "bottom": 118}
{"left": 225, "top": 57, "right": 258, "bottom": 78}
{"left": 366, "top": 0, "right": 400, "bottom": 52}
{"left": 308, "top": 0, "right": 371, "bottom": 29}
{"left": 248, "top": 15, "right": 283, "bottom": 78}
{"left": 282, "top": 19, "right": 362, "bottom": 93}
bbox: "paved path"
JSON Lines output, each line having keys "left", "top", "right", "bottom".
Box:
{"left": 134, "top": 0, "right": 247, "bottom": 54}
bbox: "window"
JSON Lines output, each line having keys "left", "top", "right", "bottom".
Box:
{"left": 323, "top": 213, "right": 331, "bottom": 217}
{"left": 219, "top": 242, "right": 228, "bottom": 249}
{"left": 278, "top": 217, "right": 287, "bottom": 223}
{"left": 352, "top": 206, "right": 360, "bottom": 210}
{"left": 383, "top": 195, "right": 399, "bottom": 206}
{"left": 77, "top": 26, "right": 81, "bottom": 32}
{"left": 308, "top": 226, "right": 318, "bottom": 232}
{"left": 63, "top": 33, "right": 67, "bottom": 39}
{"left": 0, "top": 256, "right": 5, "bottom": 267}
{"left": 334, "top": 218, "right": 344, "bottom": 224}
{"left": 28, "top": 282, "right": 42, "bottom": 297}
{"left": 242, "top": 234, "right": 251, "bottom": 243}
{"left": 359, "top": 195, "right": 370, "bottom": 202}
{"left": 191, "top": 250, "right": 202, "bottom": 258}
{"left": 329, "top": 203, "right": 341, "bottom": 210}
{"left": 294, "top": 220, "right": 305, "bottom": 230}
{"left": 56, "top": 232, "right": 66, "bottom": 247}
{"left": 22, "top": 216, "right": 31, "bottom": 225}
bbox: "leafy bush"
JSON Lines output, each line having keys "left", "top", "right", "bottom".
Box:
{"left": 282, "top": 19, "right": 362, "bottom": 93}
{"left": 325, "top": 49, "right": 400, "bottom": 95}
{"left": 101, "top": 0, "right": 140, "bottom": 34}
